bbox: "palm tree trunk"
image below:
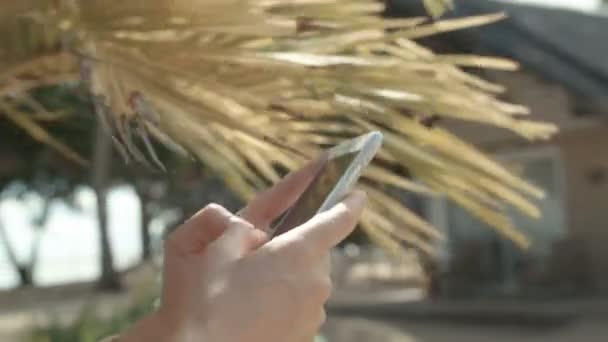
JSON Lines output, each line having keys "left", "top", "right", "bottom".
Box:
{"left": 0, "top": 218, "right": 34, "bottom": 287}
{"left": 140, "top": 196, "right": 152, "bottom": 261}
{"left": 91, "top": 113, "right": 122, "bottom": 291}
{"left": 26, "top": 200, "right": 50, "bottom": 286}
{"left": 15, "top": 267, "right": 34, "bottom": 287}
{"left": 23, "top": 227, "right": 44, "bottom": 287}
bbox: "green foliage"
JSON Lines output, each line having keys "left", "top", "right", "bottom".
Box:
{"left": 27, "top": 288, "right": 158, "bottom": 342}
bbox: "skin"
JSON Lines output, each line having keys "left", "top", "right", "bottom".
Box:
{"left": 115, "top": 158, "right": 367, "bottom": 342}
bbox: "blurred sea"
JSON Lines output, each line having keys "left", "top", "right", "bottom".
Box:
{"left": 0, "top": 186, "right": 144, "bottom": 289}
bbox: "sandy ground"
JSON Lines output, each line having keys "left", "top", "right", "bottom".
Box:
{"left": 3, "top": 287, "right": 607, "bottom": 342}
{"left": 4, "top": 309, "right": 607, "bottom": 342}
{"left": 0, "top": 286, "right": 132, "bottom": 341}
{"left": 3, "top": 297, "right": 608, "bottom": 342}
{"left": 2, "top": 260, "right": 606, "bottom": 342}
{"left": 322, "top": 317, "right": 608, "bottom": 342}
{"left": 0, "top": 265, "right": 154, "bottom": 341}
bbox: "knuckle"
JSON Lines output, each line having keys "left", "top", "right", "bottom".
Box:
{"left": 314, "top": 276, "right": 333, "bottom": 302}
{"left": 201, "top": 203, "right": 226, "bottom": 216}
{"left": 259, "top": 241, "right": 282, "bottom": 259}
{"left": 229, "top": 218, "right": 260, "bottom": 245}
{"left": 318, "top": 309, "right": 327, "bottom": 328}
{"left": 229, "top": 216, "right": 255, "bottom": 230}
{"left": 243, "top": 228, "right": 264, "bottom": 247}
{"left": 188, "top": 203, "right": 230, "bottom": 225}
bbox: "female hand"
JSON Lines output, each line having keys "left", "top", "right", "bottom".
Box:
{"left": 117, "top": 159, "right": 367, "bottom": 342}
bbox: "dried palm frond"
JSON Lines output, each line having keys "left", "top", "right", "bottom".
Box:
{"left": 0, "top": 0, "right": 558, "bottom": 255}
{"left": 423, "top": 0, "right": 455, "bottom": 18}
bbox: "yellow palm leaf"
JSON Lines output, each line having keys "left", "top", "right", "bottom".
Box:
{"left": 0, "top": 0, "right": 559, "bottom": 254}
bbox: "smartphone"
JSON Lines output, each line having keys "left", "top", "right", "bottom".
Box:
{"left": 267, "top": 131, "right": 383, "bottom": 238}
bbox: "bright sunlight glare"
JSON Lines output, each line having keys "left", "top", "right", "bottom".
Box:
{"left": 499, "top": 0, "right": 601, "bottom": 12}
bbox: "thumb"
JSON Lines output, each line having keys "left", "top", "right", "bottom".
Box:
{"left": 208, "top": 217, "right": 268, "bottom": 262}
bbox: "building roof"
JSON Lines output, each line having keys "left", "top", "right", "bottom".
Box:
{"left": 388, "top": 0, "right": 608, "bottom": 102}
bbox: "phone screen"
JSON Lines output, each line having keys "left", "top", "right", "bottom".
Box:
{"left": 271, "top": 151, "right": 358, "bottom": 236}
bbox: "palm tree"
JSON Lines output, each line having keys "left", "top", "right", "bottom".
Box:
{"left": 0, "top": 0, "right": 557, "bottom": 268}
{"left": 91, "top": 112, "right": 122, "bottom": 290}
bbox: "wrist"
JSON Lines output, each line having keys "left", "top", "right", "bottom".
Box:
{"left": 120, "top": 309, "right": 198, "bottom": 342}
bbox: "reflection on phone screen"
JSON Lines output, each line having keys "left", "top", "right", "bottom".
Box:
{"left": 271, "top": 151, "right": 358, "bottom": 236}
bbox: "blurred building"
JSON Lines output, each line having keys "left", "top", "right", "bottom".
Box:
{"left": 389, "top": 0, "right": 608, "bottom": 296}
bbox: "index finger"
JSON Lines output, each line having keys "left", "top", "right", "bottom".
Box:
{"left": 238, "top": 153, "right": 327, "bottom": 229}
{"left": 277, "top": 191, "right": 367, "bottom": 253}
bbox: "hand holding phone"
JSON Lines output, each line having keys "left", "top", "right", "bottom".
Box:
{"left": 268, "top": 131, "right": 383, "bottom": 237}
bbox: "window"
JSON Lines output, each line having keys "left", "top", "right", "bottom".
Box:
{"left": 427, "top": 146, "right": 566, "bottom": 281}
